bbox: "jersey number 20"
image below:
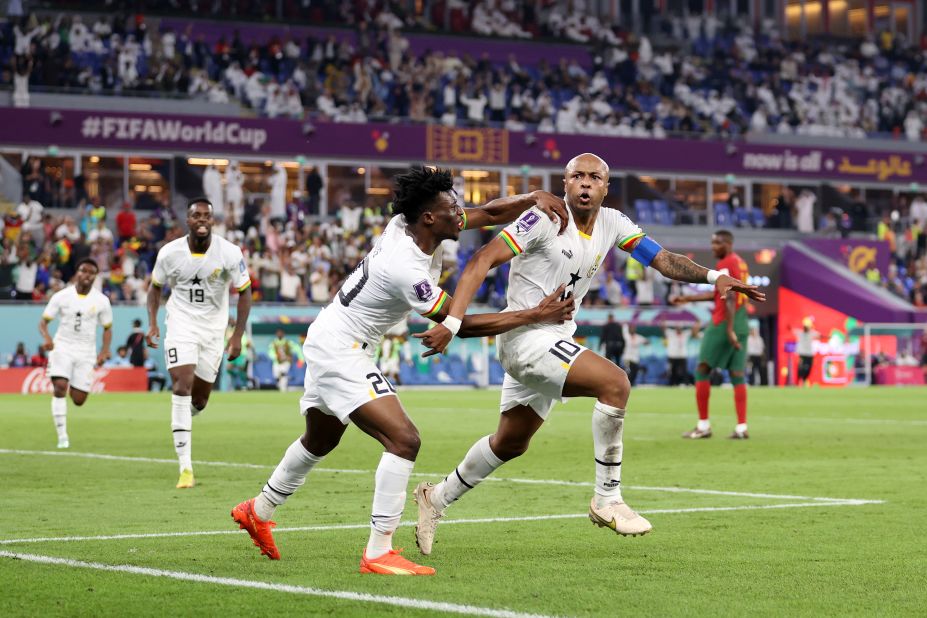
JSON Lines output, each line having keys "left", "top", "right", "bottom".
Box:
{"left": 338, "top": 257, "right": 369, "bottom": 307}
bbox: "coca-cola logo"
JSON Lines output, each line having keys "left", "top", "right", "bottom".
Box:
{"left": 20, "top": 368, "right": 110, "bottom": 394}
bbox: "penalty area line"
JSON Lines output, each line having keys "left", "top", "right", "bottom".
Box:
{"left": 0, "top": 500, "right": 883, "bottom": 546}
{"left": 0, "top": 550, "right": 557, "bottom": 618}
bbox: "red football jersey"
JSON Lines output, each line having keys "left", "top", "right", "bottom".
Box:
{"left": 711, "top": 252, "right": 749, "bottom": 325}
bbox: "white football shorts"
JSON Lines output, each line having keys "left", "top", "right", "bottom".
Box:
{"left": 497, "top": 329, "right": 588, "bottom": 419}
{"left": 163, "top": 327, "right": 225, "bottom": 383}
{"left": 47, "top": 348, "right": 95, "bottom": 392}
{"left": 300, "top": 329, "right": 396, "bottom": 424}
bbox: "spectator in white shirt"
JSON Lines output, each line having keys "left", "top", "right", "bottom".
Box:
{"left": 666, "top": 326, "right": 692, "bottom": 386}
{"left": 747, "top": 327, "right": 766, "bottom": 386}
{"left": 87, "top": 219, "right": 114, "bottom": 246}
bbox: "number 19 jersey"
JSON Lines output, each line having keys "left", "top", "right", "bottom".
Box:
{"left": 151, "top": 235, "right": 251, "bottom": 336}
{"left": 311, "top": 214, "right": 447, "bottom": 349}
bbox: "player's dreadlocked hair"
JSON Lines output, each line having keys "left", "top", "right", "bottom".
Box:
{"left": 391, "top": 166, "right": 454, "bottom": 224}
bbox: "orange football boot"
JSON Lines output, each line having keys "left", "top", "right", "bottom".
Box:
{"left": 359, "top": 549, "right": 435, "bottom": 575}
{"left": 231, "top": 498, "right": 280, "bottom": 560}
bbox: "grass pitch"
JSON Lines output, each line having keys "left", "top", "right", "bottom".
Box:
{"left": 1, "top": 387, "right": 926, "bottom": 616}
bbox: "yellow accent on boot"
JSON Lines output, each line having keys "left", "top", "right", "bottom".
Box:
{"left": 176, "top": 468, "right": 195, "bottom": 489}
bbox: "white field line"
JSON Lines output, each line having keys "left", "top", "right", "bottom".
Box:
{"left": 0, "top": 551, "right": 557, "bottom": 618}
{"left": 426, "top": 409, "right": 927, "bottom": 426}
{"left": 0, "top": 500, "right": 883, "bottom": 546}
{"left": 0, "top": 448, "right": 875, "bottom": 504}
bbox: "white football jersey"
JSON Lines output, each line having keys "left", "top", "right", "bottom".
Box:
{"left": 42, "top": 286, "right": 113, "bottom": 354}
{"left": 152, "top": 234, "right": 251, "bottom": 335}
{"left": 311, "top": 215, "right": 447, "bottom": 348}
{"left": 499, "top": 205, "right": 645, "bottom": 337}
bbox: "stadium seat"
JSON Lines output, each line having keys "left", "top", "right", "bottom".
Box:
{"left": 489, "top": 358, "right": 505, "bottom": 385}
{"left": 635, "top": 200, "right": 655, "bottom": 225}
{"left": 714, "top": 203, "right": 732, "bottom": 226}
{"left": 751, "top": 209, "right": 767, "bottom": 228}
{"left": 733, "top": 207, "right": 751, "bottom": 228}
{"left": 652, "top": 200, "right": 675, "bottom": 225}
{"left": 252, "top": 354, "right": 275, "bottom": 388}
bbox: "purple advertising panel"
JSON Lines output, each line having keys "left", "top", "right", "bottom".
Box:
{"left": 2, "top": 108, "right": 926, "bottom": 185}
{"left": 801, "top": 238, "right": 891, "bottom": 278}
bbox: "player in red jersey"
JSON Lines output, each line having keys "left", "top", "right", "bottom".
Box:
{"left": 672, "top": 230, "right": 752, "bottom": 439}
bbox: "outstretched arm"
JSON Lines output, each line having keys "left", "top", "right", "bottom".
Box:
{"left": 671, "top": 291, "right": 715, "bottom": 305}
{"left": 650, "top": 249, "right": 765, "bottom": 302}
{"left": 415, "top": 286, "right": 573, "bottom": 356}
{"left": 463, "top": 191, "right": 568, "bottom": 233}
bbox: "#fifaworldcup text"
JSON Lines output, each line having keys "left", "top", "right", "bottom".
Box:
{"left": 81, "top": 116, "right": 268, "bottom": 151}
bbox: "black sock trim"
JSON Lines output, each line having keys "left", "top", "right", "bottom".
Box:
{"left": 594, "top": 458, "right": 622, "bottom": 467}
{"left": 454, "top": 467, "right": 474, "bottom": 489}
{"left": 265, "top": 481, "right": 293, "bottom": 497}
{"left": 172, "top": 428, "right": 191, "bottom": 433}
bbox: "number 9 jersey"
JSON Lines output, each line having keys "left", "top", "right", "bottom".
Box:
{"left": 151, "top": 234, "right": 251, "bottom": 336}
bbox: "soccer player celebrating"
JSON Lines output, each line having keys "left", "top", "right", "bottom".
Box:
{"left": 230, "top": 167, "right": 575, "bottom": 575}
{"left": 39, "top": 258, "right": 113, "bottom": 449}
{"left": 146, "top": 198, "right": 252, "bottom": 489}
{"left": 673, "top": 230, "right": 752, "bottom": 439}
{"left": 413, "top": 154, "right": 765, "bottom": 555}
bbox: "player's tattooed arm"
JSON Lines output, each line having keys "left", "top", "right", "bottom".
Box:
{"left": 653, "top": 249, "right": 766, "bottom": 303}
{"left": 650, "top": 249, "right": 710, "bottom": 283}
{"left": 463, "top": 191, "right": 568, "bottom": 233}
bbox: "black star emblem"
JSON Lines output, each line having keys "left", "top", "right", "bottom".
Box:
{"left": 75, "top": 311, "right": 82, "bottom": 318}
{"left": 567, "top": 270, "right": 581, "bottom": 287}
{"left": 191, "top": 274, "right": 203, "bottom": 286}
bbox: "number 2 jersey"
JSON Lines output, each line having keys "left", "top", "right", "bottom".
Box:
{"left": 42, "top": 286, "right": 113, "bottom": 356}
{"left": 151, "top": 234, "right": 251, "bottom": 336}
{"left": 310, "top": 214, "right": 447, "bottom": 349}
{"left": 498, "top": 205, "right": 647, "bottom": 339}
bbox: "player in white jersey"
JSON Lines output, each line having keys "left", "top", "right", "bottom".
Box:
{"left": 39, "top": 258, "right": 113, "bottom": 449}
{"left": 413, "top": 153, "right": 766, "bottom": 554}
{"left": 230, "top": 167, "right": 574, "bottom": 576}
{"left": 146, "top": 198, "right": 252, "bottom": 489}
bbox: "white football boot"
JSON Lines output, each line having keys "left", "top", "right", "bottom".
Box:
{"left": 588, "top": 498, "right": 652, "bottom": 536}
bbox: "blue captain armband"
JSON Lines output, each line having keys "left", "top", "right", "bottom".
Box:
{"left": 629, "top": 236, "right": 662, "bottom": 267}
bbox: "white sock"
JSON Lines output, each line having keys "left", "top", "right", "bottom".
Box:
{"left": 52, "top": 397, "right": 68, "bottom": 441}
{"left": 430, "top": 435, "right": 504, "bottom": 510}
{"left": 277, "top": 376, "right": 287, "bottom": 392}
{"left": 735, "top": 422, "right": 748, "bottom": 434}
{"left": 366, "top": 452, "right": 414, "bottom": 559}
{"left": 592, "top": 401, "right": 625, "bottom": 508}
{"left": 697, "top": 419, "right": 711, "bottom": 432}
{"left": 258, "top": 439, "right": 324, "bottom": 519}
{"left": 171, "top": 394, "right": 192, "bottom": 473}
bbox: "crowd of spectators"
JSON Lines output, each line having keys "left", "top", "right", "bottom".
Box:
{"left": 3, "top": 6, "right": 927, "bottom": 140}
{"left": 879, "top": 193, "right": 927, "bottom": 307}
